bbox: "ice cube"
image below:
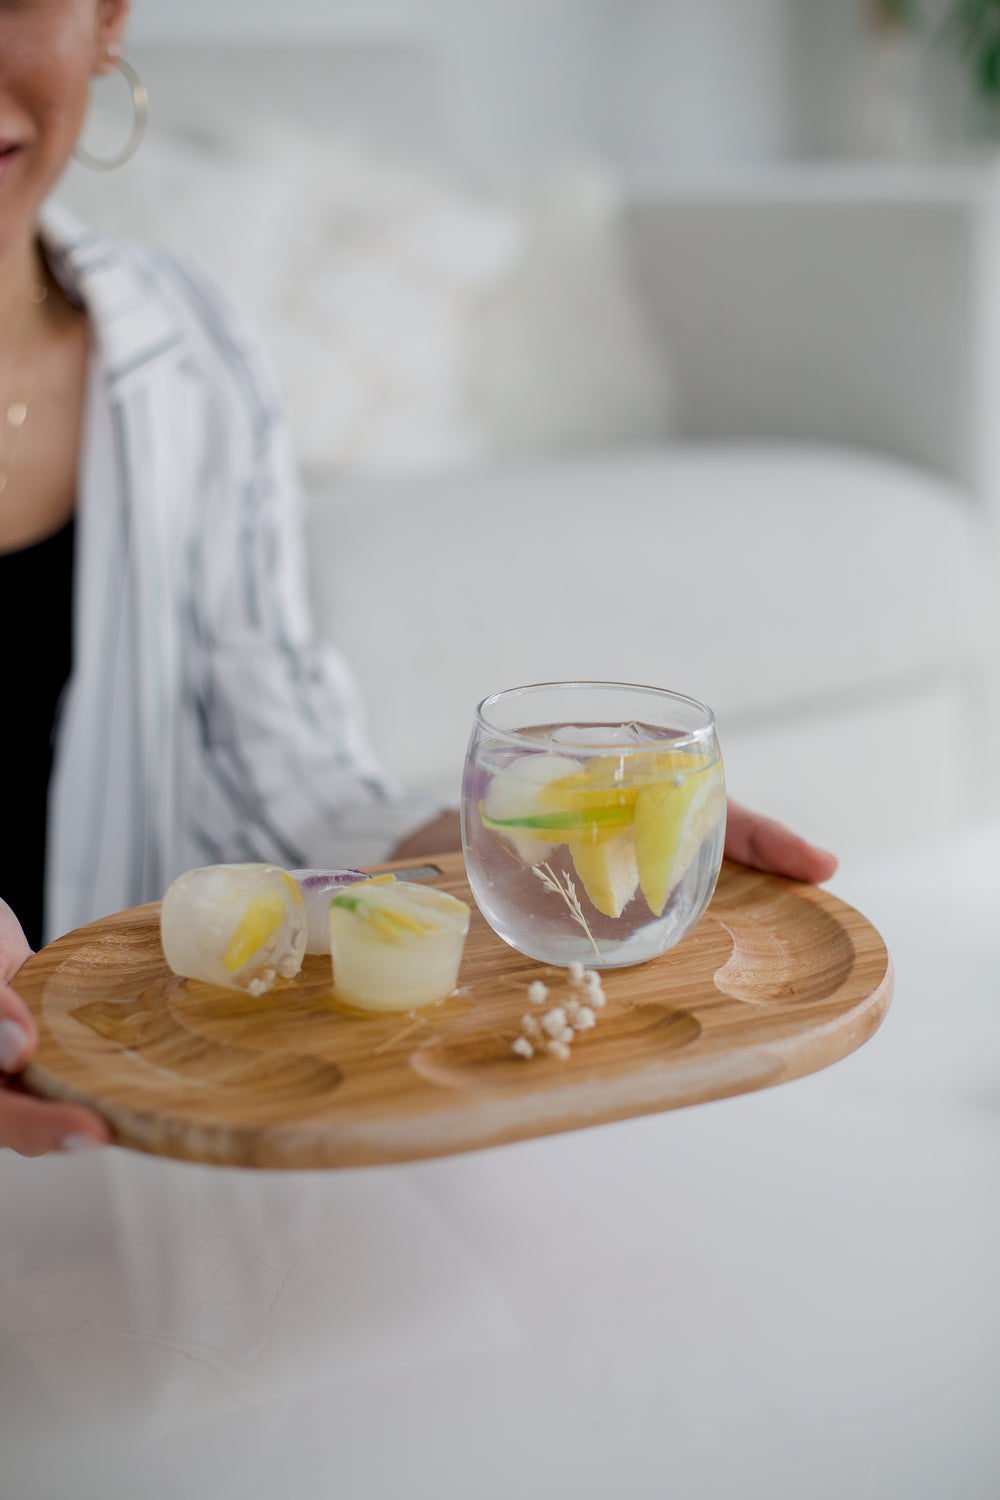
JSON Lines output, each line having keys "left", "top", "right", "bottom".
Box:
{"left": 549, "top": 723, "right": 654, "bottom": 747}
{"left": 328, "top": 880, "right": 470, "bottom": 1012}
{"left": 289, "top": 868, "right": 371, "bottom": 953}
{"left": 480, "top": 751, "right": 580, "bottom": 864}
{"left": 161, "top": 864, "right": 307, "bottom": 994}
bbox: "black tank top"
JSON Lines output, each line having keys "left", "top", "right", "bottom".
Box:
{"left": 0, "top": 518, "right": 74, "bottom": 951}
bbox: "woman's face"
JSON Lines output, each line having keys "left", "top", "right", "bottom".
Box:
{"left": 0, "top": 0, "right": 129, "bottom": 262}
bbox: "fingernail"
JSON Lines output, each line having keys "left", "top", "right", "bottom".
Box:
{"left": 60, "top": 1133, "right": 106, "bottom": 1152}
{"left": 0, "top": 1018, "right": 28, "bottom": 1071}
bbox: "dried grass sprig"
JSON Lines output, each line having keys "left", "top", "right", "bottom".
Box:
{"left": 531, "top": 862, "right": 601, "bottom": 960}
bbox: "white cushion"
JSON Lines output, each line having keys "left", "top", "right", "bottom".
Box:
{"left": 306, "top": 443, "right": 988, "bottom": 799}
{"left": 464, "top": 168, "right": 675, "bottom": 455}
{"left": 56, "top": 118, "right": 515, "bottom": 474}
{"left": 54, "top": 121, "right": 671, "bottom": 476}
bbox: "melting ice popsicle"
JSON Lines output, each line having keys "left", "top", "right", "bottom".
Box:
{"left": 290, "top": 868, "right": 371, "bottom": 953}
{"left": 328, "top": 880, "right": 470, "bottom": 1012}
{"left": 161, "top": 864, "right": 307, "bottom": 995}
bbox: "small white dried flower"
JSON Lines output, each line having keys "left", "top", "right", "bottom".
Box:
{"left": 574, "top": 1005, "right": 596, "bottom": 1030}
{"left": 542, "top": 1007, "right": 568, "bottom": 1038}
{"left": 511, "top": 1037, "right": 534, "bottom": 1059}
{"left": 557, "top": 1025, "right": 575, "bottom": 1044}
{"left": 546, "top": 1039, "right": 572, "bottom": 1061}
{"left": 565, "top": 998, "right": 582, "bottom": 1023}
{"left": 521, "top": 1014, "right": 543, "bottom": 1040}
{"left": 528, "top": 980, "right": 549, "bottom": 1005}
{"left": 588, "top": 990, "right": 606, "bottom": 1009}
{"left": 567, "top": 961, "right": 585, "bottom": 986}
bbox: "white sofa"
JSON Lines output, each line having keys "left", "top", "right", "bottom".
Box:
{"left": 56, "top": 45, "right": 1000, "bottom": 856}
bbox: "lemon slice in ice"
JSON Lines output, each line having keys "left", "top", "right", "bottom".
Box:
{"left": 329, "top": 880, "right": 470, "bottom": 1011}
{"left": 222, "top": 871, "right": 304, "bottom": 974}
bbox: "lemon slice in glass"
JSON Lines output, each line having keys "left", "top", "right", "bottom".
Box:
{"left": 568, "top": 828, "right": 639, "bottom": 918}
{"left": 633, "top": 762, "right": 726, "bottom": 917}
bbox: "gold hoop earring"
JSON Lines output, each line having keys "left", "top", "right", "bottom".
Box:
{"left": 73, "top": 56, "right": 148, "bottom": 172}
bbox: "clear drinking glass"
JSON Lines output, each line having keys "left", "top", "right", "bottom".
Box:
{"left": 461, "top": 682, "right": 726, "bottom": 968}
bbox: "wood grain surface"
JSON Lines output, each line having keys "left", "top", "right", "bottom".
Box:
{"left": 16, "top": 854, "right": 893, "bottom": 1168}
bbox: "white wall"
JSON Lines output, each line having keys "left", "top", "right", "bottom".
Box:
{"left": 129, "top": 0, "right": 427, "bottom": 44}
{"left": 134, "top": 0, "right": 988, "bottom": 175}
{"left": 428, "top": 1, "right": 611, "bottom": 175}
{"left": 128, "top": 0, "right": 800, "bottom": 176}
{"left": 602, "top": 0, "right": 796, "bottom": 174}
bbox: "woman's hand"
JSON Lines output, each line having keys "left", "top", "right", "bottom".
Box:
{"left": 393, "top": 802, "right": 837, "bottom": 883}
{"left": 724, "top": 801, "right": 838, "bottom": 883}
{"left": 0, "top": 901, "right": 111, "bottom": 1157}
{"left": 391, "top": 810, "right": 463, "bottom": 861}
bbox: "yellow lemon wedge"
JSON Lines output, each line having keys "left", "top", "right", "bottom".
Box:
{"left": 569, "top": 828, "right": 639, "bottom": 918}
{"left": 535, "top": 757, "right": 639, "bottom": 856}
{"left": 538, "top": 756, "right": 641, "bottom": 810}
{"left": 223, "top": 892, "right": 288, "bottom": 973}
{"left": 633, "top": 761, "right": 726, "bottom": 918}
{"left": 623, "top": 749, "right": 713, "bottom": 786}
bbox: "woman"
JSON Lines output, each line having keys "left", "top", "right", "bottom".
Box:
{"left": 0, "top": 0, "right": 836, "bottom": 1155}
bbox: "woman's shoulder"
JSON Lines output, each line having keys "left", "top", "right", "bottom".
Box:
{"left": 39, "top": 203, "right": 280, "bottom": 408}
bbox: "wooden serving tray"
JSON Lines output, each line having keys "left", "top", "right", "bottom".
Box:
{"left": 17, "top": 854, "right": 892, "bottom": 1168}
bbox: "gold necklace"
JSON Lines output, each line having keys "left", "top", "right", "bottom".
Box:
{"left": 0, "top": 281, "right": 48, "bottom": 498}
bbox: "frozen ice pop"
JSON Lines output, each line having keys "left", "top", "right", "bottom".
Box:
{"left": 328, "top": 880, "right": 470, "bottom": 1012}
{"left": 161, "top": 864, "right": 307, "bottom": 995}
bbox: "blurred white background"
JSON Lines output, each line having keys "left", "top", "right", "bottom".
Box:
{"left": 14, "top": 31, "right": 1000, "bottom": 1500}
{"left": 121, "top": 0, "right": 994, "bottom": 176}
{"left": 55, "top": 0, "right": 1000, "bottom": 854}
{"left": 126, "top": 0, "right": 798, "bottom": 175}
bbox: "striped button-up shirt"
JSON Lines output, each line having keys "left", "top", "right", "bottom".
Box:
{"left": 41, "top": 207, "right": 436, "bottom": 940}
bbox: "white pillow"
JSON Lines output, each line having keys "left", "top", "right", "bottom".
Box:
{"left": 249, "top": 120, "right": 523, "bottom": 476}
{"left": 464, "top": 166, "right": 676, "bottom": 454}
{"left": 54, "top": 118, "right": 302, "bottom": 344}
{"left": 54, "top": 116, "right": 675, "bottom": 474}
{"left": 56, "top": 114, "right": 520, "bottom": 473}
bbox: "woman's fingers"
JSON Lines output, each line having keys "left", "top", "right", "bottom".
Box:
{"left": 1, "top": 950, "right": 111, "bottom": 1156}
{"left": 0, "top": 1086, "right": 111, "bottom": 1157}
{"left": 0, "top": 900, "right": 37, "bottom": 1071}
{"left": 0, "top": 898, "right": 32, "bottom": 981}
{"left": 391, "top": 809, "right": 462, "bottom": 859}
{"left": 725, "top": 800, "right": 838, "bottom": 884}
{"left": 1, "top": 974, "right": 112, "bottom": 1154}
{"left": 0, "top": 981, "right": 39, "bottom": 1071}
